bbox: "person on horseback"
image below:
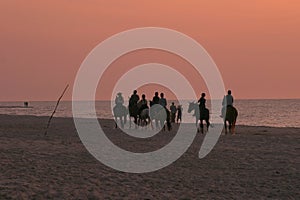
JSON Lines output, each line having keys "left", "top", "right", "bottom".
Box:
{"left": 197, "top": 92, "right": 210, "bottom": 133}
{"left": 159, "top": 92, "right": 167, "bottom": 108}
{"left": 129, "top": 90, "right": 140, "bottom": 124}
{"left": 151, "top": 92, "right": 160, "bottom": 106}
{"left": 170, "top": 102, "right": 177, "bottom": 123}
{"left": 115, "top": 92, "right": 124, "bottom": 106}
{"left": 113, "top": 92, "right": 127, "bottom": 127}
{"left": 221, "top": 90, "right": 238, "bottom": 134}
{"left": 221, "top": 90, "right": 234, "bottom": 117}
{"left": 198, "top": 92, "right": 207, "bottom": 112}
{"left": 129, "top": 90, "right": 139, "bottom": 107}
{"left": 176, "top": 105, "right": 182, "bottom": 123}
{"left": 138, "top": 94, "right": 148, "bottom": 115}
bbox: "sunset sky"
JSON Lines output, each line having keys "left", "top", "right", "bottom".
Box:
{"left": 0, "top": 0, "right": 299, "bottom": 101}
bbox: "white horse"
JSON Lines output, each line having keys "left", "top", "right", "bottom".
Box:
{"left": 113, "top": 105, "right": 128, "bottom": 128}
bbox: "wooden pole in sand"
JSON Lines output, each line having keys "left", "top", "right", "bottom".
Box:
{"left": 44, "top": 84, "right": 69, "bottom": 135}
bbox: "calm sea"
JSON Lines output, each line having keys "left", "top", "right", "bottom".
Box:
{"left": 0, "top": 99, "right": 300, "bottom": 128}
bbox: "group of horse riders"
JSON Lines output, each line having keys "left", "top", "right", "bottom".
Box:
{"left": 197, "top": 90, "right": 234, "bottom": 117}
{"left": 114, "top": 89, "right": 238, "bottom": 133}
{"left": 114, "top": 90, "right": 172, "bottom": 129}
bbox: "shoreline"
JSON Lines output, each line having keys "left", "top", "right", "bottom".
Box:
{"left": 1, "top": 113, "right": 300, "bottom": 130}
{"left": 0, "top": 114, "right": 299, "bottom": 199}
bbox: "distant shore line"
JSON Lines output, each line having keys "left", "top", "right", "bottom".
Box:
{"left": 0, "top": 98, "right": 300, "bottom": 103}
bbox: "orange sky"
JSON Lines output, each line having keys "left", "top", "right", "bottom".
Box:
{"left": 0, "top": 0, "right": 299, "bottom": 101}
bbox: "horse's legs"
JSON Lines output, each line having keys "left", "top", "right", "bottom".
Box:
{"left": 206, "top": 119, "right": 210, "bottom": 132}
{"left": 115, "top": 117, "right": 118, "bottom": 128}
{"left": 161, "top": 120, "right": 165, "bottom": 131}
{"left": 120, "top": 117, "right": 124, "bottom": 128}
{"left": 224, "top": 121, "right": 228, "bottom": 134}
{"left": 149, "top": 119, "right": 153, "bottom": 130}
{"left": 231, "top": 121, "right": 236, "bottom": 135}
{"left": 124, "top": 114, "right": 127, "bottom": 124}
{"left": 196, "top": 118, "right": 200, "bottom": 133}
{"left": 200, "top": 120, "right": 204, "bottom": 134}
{"left": 155, "top": 119, "right": 159, "bottom": 129}
{"left": 167, "top": 121, "right": 171, "bottom": 131}
{"left": 228, "top": 123, "right": 232, "bottom": 134}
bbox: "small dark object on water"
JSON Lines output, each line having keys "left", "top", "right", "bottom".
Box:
{"left": 24, "top": 102, "right": 29, "bottom": 107}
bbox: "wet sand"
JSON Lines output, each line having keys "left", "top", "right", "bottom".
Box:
{"left": 0, "top": 114, "right": 299, "bottom": 199}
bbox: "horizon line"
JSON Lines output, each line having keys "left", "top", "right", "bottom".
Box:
{"left": 1, "top": 97, "right": 300, "bottom": 103}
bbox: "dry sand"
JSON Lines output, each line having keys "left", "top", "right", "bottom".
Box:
{"left": 0, "top": 114, "right": 299, "bottom": 199}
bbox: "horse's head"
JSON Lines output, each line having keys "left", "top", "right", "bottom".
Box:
{"left": 187, "top": 101, "right": 196, "bottom": 113}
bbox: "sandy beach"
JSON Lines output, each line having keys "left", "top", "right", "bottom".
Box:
{"left": 0, "top": 114, "right": 299, "bottom": 199}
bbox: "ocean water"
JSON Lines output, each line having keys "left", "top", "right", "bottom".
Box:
{"left": 0, "top": 99, "right": 300, "bottom": 128}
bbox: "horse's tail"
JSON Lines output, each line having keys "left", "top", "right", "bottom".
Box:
{"left": 234, "top": 107, "right": 238, "bottom": 120}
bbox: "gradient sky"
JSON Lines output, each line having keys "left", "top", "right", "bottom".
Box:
{"left": 0, "top": 0, "right": 299, "bottom": 101}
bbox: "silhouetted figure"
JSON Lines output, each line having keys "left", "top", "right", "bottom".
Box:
{"left": 177, "top": 105, "right": 182, "bottom": 123}
{"left": 129, "top": 90, "right": 140, "bottom": 124}
{"left": 115, "top": 92, "right": 124, "bottom": 106}
{"left": 223, "top": 90, "right": 234, "bottom": 106}
{"left": 198, "top": 93, "right": 206, "bottom": 112}
{"left": 159, "top": 93, "right": 167, "bottom": 108}
{"left": 221, "top": 90, "right": 234, "bottom": 117}
{"left": 151, "top": 92, "right": 160, "bottom": 106}
{"left": 137, "top": 94, "right": 150, "bottom": 126}
{"left": 24, "top": 102, "right": 29, "bottom": 108}
{"left": 197, "top": 92, "right": 210, "bottom": 133}
{"left": 129, "top": 90, "right": 140, "bottom": 107}
{"left": 170, "top": 102, "right": 177, "bottom": 123}
{"left": 138, "top": 94, "right": 148, "bottom": 115}
{"left": 113, "top": 92, "right": 127, "bottom": 128}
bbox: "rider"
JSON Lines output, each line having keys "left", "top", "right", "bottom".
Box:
{"left": 129, "top": 90, "right": 139, "bottom": 107}
{"left": 151, "top": 92, "right": 160, "bottom": 106}
{"left": 176, "top": 105, "right": 182, "bottom": 123}
{"left": 115, "top": 92, "right": 124, "bottom": 106}
{"left": 170, "top": 102, "right": 177, "bottom": 123}
{"left": 221, "top": 90, "right": 234, "bottom": 117}
{"left": 198, "top": 92, "right": 207, "bottom": 112}
{"left": 159, "top": 92, "right": 167, "bottom": 108}
{"left": 138, "top": 94, "right": 148, "bottom": 114}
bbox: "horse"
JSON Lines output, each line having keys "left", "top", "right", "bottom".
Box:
{"left": 187, "top": 102, "right": 210, "bottom": 133}
{"left": 128, "top": 103, "right": 139, "bottom": 128}
{"left": 224, "top": 105, "right": 238, "bottom": 134}
{"left": 138, "top": 108, "right": 152, "bottom": 128}
{"left": 150, "top": 104, "right": 172, "bottom": 131}
{"left": 113, "top": 104, "right": 128, "bottom": 128}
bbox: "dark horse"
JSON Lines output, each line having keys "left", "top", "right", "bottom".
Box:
{"left": 224, "top": 105, "right": 238, "bottom": 134}
{"left": 128, "top": 103, "right": 139, "bottom": 128}
{"left": 188, "top": 102, "right": 210, "bottom": 133}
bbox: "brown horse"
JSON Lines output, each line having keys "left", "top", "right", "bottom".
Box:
{"left": 224, "top": 106, "right": 238, "bottom": 134}
{"left": 188, "top": 102, "right": 210, "bottom": 133}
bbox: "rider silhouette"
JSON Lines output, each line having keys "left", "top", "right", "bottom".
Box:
{"left": 198, "top": 93, "right": 206, "bottom": 112}
{"left": 129, "top": 90, "right": 139, "bottom": 107}
{"left": 223, "top": 90, "right": 234, "bottom": 106}
{"left": 159, "top": 93, "right": 167, "bottom": 108}
{"left": 170, "top": 102, "right": 177, "bottom": 123}
{"left": 151, "top": 92, "right": 160, "bottom": 106}
{"left": 176, "top": 105, "right": 182, "bottom": 123}
{"left": 221, "top": 90, "right": 234, "bottom": 117}
{"left": 115, "top": 92, "right": 124, "bottom": 106}
{"left": 138, "top": 94, "right": 148, "bottom": 114}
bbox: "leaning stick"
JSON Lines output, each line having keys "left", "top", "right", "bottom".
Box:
{"left": 44, "top": 84, "right": 69, "bottom": 135}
